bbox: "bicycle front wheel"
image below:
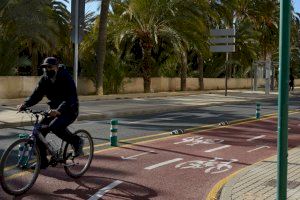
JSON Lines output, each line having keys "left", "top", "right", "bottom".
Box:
{"left": 63, "top": 129, "right": 94, "bottom": 178}
{"left": 0, "top": 138, "right": 41, "bottom": 195}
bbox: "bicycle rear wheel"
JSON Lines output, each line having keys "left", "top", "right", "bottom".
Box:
{"left": 0, "top": 138, "right": 41, "bottom": 195}
{"left": 63, "top": 129, "right": 94, "bottom": 178}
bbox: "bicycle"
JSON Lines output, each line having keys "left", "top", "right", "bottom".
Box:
{"left": 0, "top": 109, "right": 94, "bottom": 196}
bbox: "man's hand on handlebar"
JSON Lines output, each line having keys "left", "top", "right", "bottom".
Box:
{"left": 17, "top": 104, "right": 27, "bottom": 112}
{"left": 48, "top": 109, "right": 61, "bottom": 117}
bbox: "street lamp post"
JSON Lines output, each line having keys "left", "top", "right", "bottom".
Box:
{"left": 277, "top": 0, "right": 291, "bottom": 199}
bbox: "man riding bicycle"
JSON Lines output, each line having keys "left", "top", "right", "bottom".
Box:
{"left": 17, "top": 57, "right": 84, "bottom": 169}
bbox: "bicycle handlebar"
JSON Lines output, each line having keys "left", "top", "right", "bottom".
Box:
{"left": 20, "top": 108, "right": 49, "bottom": 117}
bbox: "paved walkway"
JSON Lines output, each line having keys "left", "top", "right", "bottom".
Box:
{"left": 219, "top": 146, "right": 300, "bottom": 200}
{"left": 214, "top": 89, "right": 300, "bottom": 200}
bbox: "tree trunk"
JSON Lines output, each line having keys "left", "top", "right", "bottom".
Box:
{"left": 31, "top": 43, "right": 38, "bottom": 76}
{"left": 142, "top": 47, "right": 152, "bottom": 93}
{"left": 143, "top": 75, "right": 151, "bottom": 93}
{"left": 180, "top": 50, "right": 187, "bottom": 91}
{"left": 197, "top": 54, "right": 204, "bottom": 90}
{"left": 95, "top": 0, "right": 110, "bottom": 95}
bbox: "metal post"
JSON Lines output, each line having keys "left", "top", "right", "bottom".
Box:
{"left": 256, "top": 103, "right": 261, "bottom": 119}
{"left": 110, "top": 119, "right": 118, "bottom": 146}
{"left": 73, "top": 0, "right": 79, "bottom": 87}
{"left": 265, "top": 57, "right": 271, "bottom": 95}
{"left": 271, "top": 62, "right": 275, "bottom": 91}
{"left": 225, "top": 52, "right": 228, "bottom": 96}
{"left": 254, "top": 63, "right": 258, "bottom": 91}
{"left": 277, "top": 0, "right": 291, "bottom": 199}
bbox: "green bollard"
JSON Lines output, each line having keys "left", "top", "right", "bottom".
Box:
{"left": 110, "top": 119, "right": 118, "bottom": 146}
{"left": 256, "top": 103, "right": 261, "bottom": 119}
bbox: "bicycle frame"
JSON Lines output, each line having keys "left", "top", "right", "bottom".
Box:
{"left": 19, "top": 110, "right": 66, "bottom": 167}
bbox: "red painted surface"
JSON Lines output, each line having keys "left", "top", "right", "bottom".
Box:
{"left": 1, "top": 117, "right": 300, "bottom": 200}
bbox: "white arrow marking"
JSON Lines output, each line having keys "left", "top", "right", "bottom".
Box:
{"left": 145, "top": 158, "right": 183, "bottom": 170}
{"left": 247, "top": 146, "right": 270, "bottom": 153}
{"left": 205, "top": 145, "right": 231, "bottom": 153}
{"left": 121, "top": 151, "right": 155, "bottom": 160}
{"left": 247, "top": 135, "right": 266, "bottom": 141}
{"left": 88, "top": 180, "right": 123, "bottom": 200}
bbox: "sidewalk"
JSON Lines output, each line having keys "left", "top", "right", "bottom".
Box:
{"left": 214, "top": 89, "right": 300, "bottom": 200}
{"left": 0, "top": 89, "right": 295, "bottom": 129}
{"left": 219, "top": 146, "right": 300, "bottom": 200}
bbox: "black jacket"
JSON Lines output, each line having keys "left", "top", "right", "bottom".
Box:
{"left": 24, "top": 67, "right": 79, "bottom": 116}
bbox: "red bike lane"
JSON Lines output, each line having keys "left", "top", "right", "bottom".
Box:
{"left": 2, "top": 116, "right": 300, "bottom": 200}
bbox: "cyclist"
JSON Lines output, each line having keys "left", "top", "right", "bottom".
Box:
{"left": 17, "top": 57, "right": 84, "bottom": 169}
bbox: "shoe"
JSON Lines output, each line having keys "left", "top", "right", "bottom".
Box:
{"left": 30, "top": 162, "right": 48, "bottom": 170}
{"left": 73, "top": 138, "right": 84, "bottom": 157}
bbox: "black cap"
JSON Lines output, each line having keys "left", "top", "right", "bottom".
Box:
{"left": 41, "top": 57, "right": 59, "bottom": 67}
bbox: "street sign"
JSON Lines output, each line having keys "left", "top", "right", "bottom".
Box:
{"left": 210, "top": 28, "right": 236, "bottom": 96}
{"left": 71, "top": 28, "right": 84, "bottom": 43}
{"left": 210, "top": 28, "right": 235, "bottom": 37}
{"left": 210, "top": 45, "right": 235, "bottom": 53}
{"left": 71, "top": 0, "right": 85, "bottom": 43}
{"left": 210, "top": 28, "right": 236, "bottom": 53}
{"left": 210, "top": 37, "right": 235, "bottom": 44}
{"left": 71, "top": 0, "right": 85, "bottom": 26}
{"left": 71, "top": 0, "right": 85, "bottom": 87}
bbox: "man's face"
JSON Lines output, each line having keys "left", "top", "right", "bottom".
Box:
{"left": 44, "top": 65, "right": 58, "bottom": 78}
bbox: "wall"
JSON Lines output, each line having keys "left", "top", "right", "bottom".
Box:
{"left": 120, "top": 77, "right": 266, "bottom": 92}
{"left": 0, "top": 76, "right": 274, "bottom": 98}
{"left": 0, "top": 76, "right": 95, "bottom": 99}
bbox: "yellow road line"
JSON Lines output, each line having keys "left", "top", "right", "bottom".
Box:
{"left": 206, "top": 169, "right": 244, "bottom": 200}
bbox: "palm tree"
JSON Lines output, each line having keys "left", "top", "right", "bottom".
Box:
{"left": 94, "top": 0, "right": 111, "bottom": 95}
{"left": 1, "top": 0, "right": 60, "bottom": 75}
{"left": 249, "top": 1, "right": 279, "bottom": 91}
{"left": 110, "top": 0, "right": 213, "bottom": 92}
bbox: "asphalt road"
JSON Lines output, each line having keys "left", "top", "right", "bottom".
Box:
{"left": 0, "top": 97, "right": 300, "bottom": 199}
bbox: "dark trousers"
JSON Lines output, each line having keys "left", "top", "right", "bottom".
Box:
{"left": 37, "top": 114, "right": 80, "bottom": 165}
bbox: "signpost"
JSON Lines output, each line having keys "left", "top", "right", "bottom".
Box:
{"left": 277, "top": 1, "right": 291, "bottom": 199}
{"left": 71, "top": 0, "right": 85, "bottom": 87}
{"left": 210, "top": 28, "right": 235, "bottom": 96}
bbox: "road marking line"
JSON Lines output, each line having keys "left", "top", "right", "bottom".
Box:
{"left": 205, "top": 145, "right": 231, "bottom": 153}
{"left": 247, "top": 135, "right": 266, "bottom": 141}
{"left": 121, "top": 151, "right": 155, "bottom": 160}
{"left": 145, "top": 158, "right": 183, "bottom": 170}
{"left": 247, "top": 146, "right": 270, "bottom": 153}
{"left": 88, "top": 180, "right": 123, "bottom": 200}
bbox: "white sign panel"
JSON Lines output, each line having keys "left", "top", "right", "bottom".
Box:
{"left": 210, "top": 28, "right": 236, "bottom": 37}
{"left": 210, "top": 45, "right": 235, "bottom": 53}
{"left": 210, "top": 37, "right": 235, "bottom": 44}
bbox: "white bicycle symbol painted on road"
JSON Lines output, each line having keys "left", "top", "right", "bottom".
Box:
{"left": 174, "top": 136, "right": 224, "bottom": 146}
{"left": 175, "top": 157, "right": 238, "bottom": 174}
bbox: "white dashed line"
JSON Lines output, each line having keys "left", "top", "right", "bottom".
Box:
{"left": 88, "top": 180, "right": 123, "bottom": 200}
{"left": 247, "top": 146, "right": 270, "bottom": 153}
{"left": 205, "top": 145, "right": 231, "bottom": 153}
{"left": 145, "top": 158, "right": 183, "bottom": 170}
{"left": 247, "top": 135, "right": 266, "bottom": 141}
